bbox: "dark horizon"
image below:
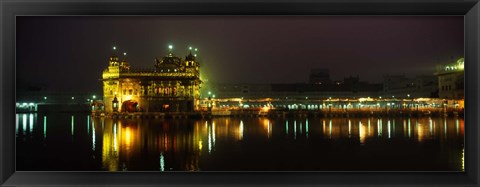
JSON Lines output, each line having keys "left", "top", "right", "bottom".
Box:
{"left": 16, "top": 16, "right": 464, "bottom": 93}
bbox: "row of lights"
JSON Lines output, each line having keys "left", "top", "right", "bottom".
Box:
{"left": 207, "top": 91, "right": 216, "bottom": 98}
{"left": 16, "top": 103, "right": 35, "bottom": 106}
{"left": 169, "top": 45, "right": 199, "bottom": 57}
{"left": 19, "top": 95, "right": 97, "bottom": 106}
{"left": 112, "top": 46, "right": 128, "bottom": 57}
{"left": 113, "top": 45, "right": 199, "bottom": 57}
{"left": 39, "top": 95, "right": 97, "bottom": 100}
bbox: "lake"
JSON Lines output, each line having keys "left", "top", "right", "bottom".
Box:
{"left": 16, "top": 112, "right": 464, "bottom": 171}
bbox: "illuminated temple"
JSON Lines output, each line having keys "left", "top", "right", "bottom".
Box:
{"left": 102, "top": 46, "right": 201, "bottom": 113}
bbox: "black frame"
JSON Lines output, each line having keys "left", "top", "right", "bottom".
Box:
{"left": 1, "top": 0, "right": 479, "bottom": 186}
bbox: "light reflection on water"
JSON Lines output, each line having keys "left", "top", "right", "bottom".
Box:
{"left": 43, "top": 116, "right": 47, "bottom": 139}
{"left": 16, "top": 113, "right": 464, "bottom": 171}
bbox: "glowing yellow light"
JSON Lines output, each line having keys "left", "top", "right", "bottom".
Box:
{"left": 417, "top": 122, "right": 424, "bottom": 142}
{"left": 261, "top": 106, "right": 270, "bottom": 112}
{"left": 123, "top": 52, "right": 127, "bottom": 56}
{"left": 212, "top": 122, "right": 216, "bottom": 146}
{"left": 113, "top": 46, "right": 116, "bottom": 50}
{"left": 359, "top": 121, "right": 366, "bottom": 145}
{"left": 189, "top": 46, "right": 193, "bottom": 50}
{"left": 239, "top": 121, "right": 244, "bottom": 140}
{"left": 168, "top": 45, "right": 173, "bottom": 50}
{"left": 125, "top": 126, "right": 132, "bottom": 147}
{"left": 198, "top": 140, "right": 203, "bottom": 151}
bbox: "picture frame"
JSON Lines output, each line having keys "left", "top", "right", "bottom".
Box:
{"left": 1, "top": 0, "right": 479, "bottom": 186}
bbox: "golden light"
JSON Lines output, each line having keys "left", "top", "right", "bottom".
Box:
{"left": 358, "top": 97, "right": 373, "bottom": 102}
{"left": 123, "top": 126, "right": 133, "bottom": 149}
{"left": 262, "top": 119, "right": 272, "bottom": 138}
{"left": 125, "top": 95, "right": 132, "bottom": 101}
{"left": 322, "top": 120, "right": 326, "bottom": 135}
{"left": 261, "top": 106, "right": 270, "bottom": 112}
{"left": 239, "top": 120, "right": 244, "bottom": 140}
{"left": 102, "top": 120, "right": 119, "bottom": 171}
{"left": 359, "top": 121, "right": 366, "bottom": 145}
{"left": 417, "top": 123, "right": 424, "bottom": 142}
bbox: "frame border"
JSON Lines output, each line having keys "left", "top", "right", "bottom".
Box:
{"left": 1, "top": 0, "right": 479, "bottom": 186}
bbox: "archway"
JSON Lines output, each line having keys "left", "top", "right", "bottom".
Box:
{"left": 121, "top": 100, "right": 138, "bottom": 113}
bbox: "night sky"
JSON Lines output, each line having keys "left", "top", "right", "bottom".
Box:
{"left": 16, "top": 16, "right": 464, "bottom": 93}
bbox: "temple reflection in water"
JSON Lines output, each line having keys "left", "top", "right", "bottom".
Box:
{"left": 87, "top": 116, "right": 463, "bottom": 171}
{"left": 15, "top": 112, "right": 464, "bottom": 171}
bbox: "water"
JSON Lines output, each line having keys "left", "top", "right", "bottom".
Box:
{"left": 16, "top": 112, "right": 464, "bottom": 171}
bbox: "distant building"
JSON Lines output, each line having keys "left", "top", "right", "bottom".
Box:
{"left": 383, "top": 74, "right": 438, "bottom": 98}
{"left": 102, "top": 47, "right": 202, "bottom": 113}
{"left": 309, "top": 68, "right": 331, "bottom": 85}
{"left": 434, "top": 58, "right": 464, "bottom": 99}
{"left": 210, "top": 83, "right": 272, "bottom": 99}
{"left": 210, "top": 76, "right": 382, "bottom": 100}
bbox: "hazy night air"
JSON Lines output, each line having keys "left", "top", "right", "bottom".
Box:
{"left": 16, "top": 16, "right": 463, "bottom": 92}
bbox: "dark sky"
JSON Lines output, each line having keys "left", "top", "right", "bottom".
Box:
{"left": 17, "top": 16, "right": 464, "bottom": 92}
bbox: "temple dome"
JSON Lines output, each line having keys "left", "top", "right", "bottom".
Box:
{"left": 185, "top": 51, "right": 196, "bottom": 61}
{"left": 155, "top": 52, "right": 182, "bottom": 71}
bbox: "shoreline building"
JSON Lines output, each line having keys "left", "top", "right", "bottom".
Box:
{"left": 434, "top": 57, "right": 464, "bottom": 99}
{"left": 309, "top": 68, "right": 331, "bottom": 85}
{"left": 209, "top": 75, "right": 383, "bottom": 100}
{"left": 383, "top": 74, "right": 438, "bottom": 98}
{"left": 102, "top": 46, "right": 202, "bottom": 113}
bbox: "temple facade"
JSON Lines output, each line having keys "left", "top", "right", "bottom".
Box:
{"left": 102, "top": 47, "right": 201, "bottom": 113}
